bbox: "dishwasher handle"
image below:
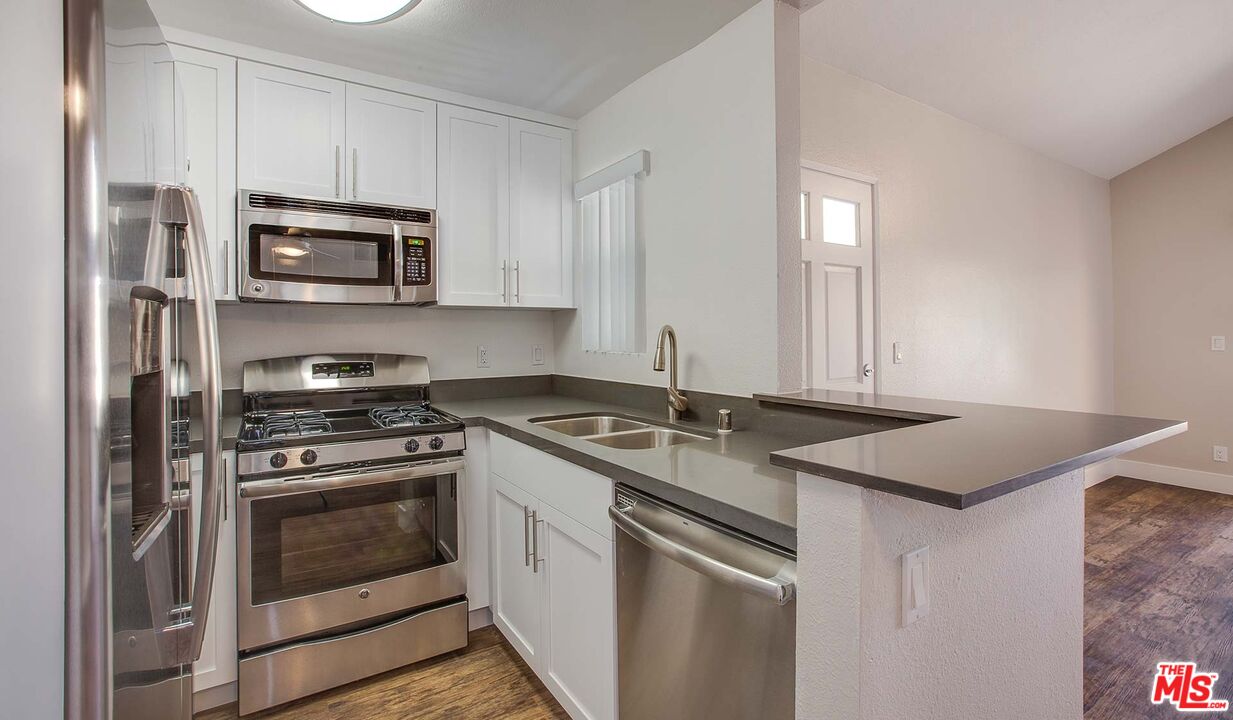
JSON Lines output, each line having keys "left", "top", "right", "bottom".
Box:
{"left": 609, "top": 504, "right": 796, "bottom": 606}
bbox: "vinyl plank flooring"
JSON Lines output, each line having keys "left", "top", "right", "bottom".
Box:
{"left": 195, "top": 626, "right": 569, "bottom": 720}
{"left": 1085, "top": 477, "right": 1233, "bottom": 720}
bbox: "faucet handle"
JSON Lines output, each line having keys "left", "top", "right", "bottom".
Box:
{"left": 717, "top": 409, "right": 733, "bottom": 433}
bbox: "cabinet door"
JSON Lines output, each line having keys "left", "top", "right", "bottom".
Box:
{"left": 105, "top": 44, "right": 152, "bottom": 183}
{"left": 491, "top": 474, "right": 541, "bottom": 669}
{"left": 437, "top": 105, "right": 510, "bottom": 306}
{"left": 173, "top": 47, "right": 238, "bottom": 301}
{"left": 345, "top": 85, "right": 436, "bottom": 207}
{"left": 190, "top": 452, "right": 238, "bottom": 692}
{"left": 237, "top": 61, "right": 346, "bottom": 199}
{"left": 539, "top": 503, "right": 615, "bottom": 720}
{"left": 509, "top": 119, "right": 574, "bottom": 309}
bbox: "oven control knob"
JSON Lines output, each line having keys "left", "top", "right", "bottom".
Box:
{"left": 300, "top": 449, "right": 318, "bottom": 466}
{"left": 428, "top": 436, "right": 445, "bottom": 451}
{"left": 269, "top": 452, "right": 287, "bottom": 469}
{"left": 404, "top": 438, "right": 420, "bottom": 454}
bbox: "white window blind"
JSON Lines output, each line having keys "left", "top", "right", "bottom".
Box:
{"left": 576, "top": 151, "right": 648, "bottom": 354}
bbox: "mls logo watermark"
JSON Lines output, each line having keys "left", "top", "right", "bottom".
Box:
{"left": 1152, "top": 662, "right": 1230, "bottom": 712}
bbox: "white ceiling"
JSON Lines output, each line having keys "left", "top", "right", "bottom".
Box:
{"left": 800, "top": 0, "right": 1233, "bottom": 178}
{"left": 148, "top": 0, "right": 759, "bottom": 119}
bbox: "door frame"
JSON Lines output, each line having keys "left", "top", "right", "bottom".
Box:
{"left": 800, "top": 159, "right": 882, "bottom": 394}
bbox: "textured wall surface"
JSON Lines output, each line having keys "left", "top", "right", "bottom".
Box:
{"left": 1112, "top": 117, "right": 1233, "bottom": 480}
{"left": 558, "top": 0, "right": 781, "bottom": 396}
{"left": 796, "top": 470, "right": 1085, "bottom": 719}
{"left": 800, "top": 58, "right": 1115, "bottom": 413}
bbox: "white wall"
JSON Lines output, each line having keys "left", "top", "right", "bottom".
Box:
{"left": 191, "top": 304, "right": 556, "bottom": 388}
{"left": 0, "top": 0, "right": 65, "bottom": 715}
{"left": 1111, "top": 117, "right": 1233, "bottom": 480}
{"left": 797, "top": 470, "right": 1086, "bottom": 720}
{"left": 801, "top": 58, "right": 1115, "bottom": 412}
{"left": 556, "top": 0, "right": 783, "bottom": 396}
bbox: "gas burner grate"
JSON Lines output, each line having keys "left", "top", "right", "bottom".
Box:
{"left": 262, "top": 410, "right": 333, "bottom": 438}
{"left": 369, "top": 404, "right": 449, "bottom": 429}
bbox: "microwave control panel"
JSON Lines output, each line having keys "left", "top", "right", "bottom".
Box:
{"left": 403, "top": 237, "right": 432, "bottom": 286}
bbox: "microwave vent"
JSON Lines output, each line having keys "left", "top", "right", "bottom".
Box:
{"left": 247, "top": 193, "right": 433, "bottom": 225}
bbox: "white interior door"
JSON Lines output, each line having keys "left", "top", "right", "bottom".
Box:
{"left": 801, "top": 167, "right": 876, "bottom": 392}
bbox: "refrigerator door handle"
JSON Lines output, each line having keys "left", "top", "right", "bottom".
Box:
{"left": 158, "top": 184, "right": 224, "bottom": 663}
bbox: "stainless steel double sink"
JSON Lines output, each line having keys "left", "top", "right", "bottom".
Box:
{"left": 529, "top": 413, "right": 712, "bottom": 449}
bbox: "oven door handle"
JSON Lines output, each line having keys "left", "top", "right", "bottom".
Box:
{"left": 239, "top": 458, "right": 465, "bottom": 499}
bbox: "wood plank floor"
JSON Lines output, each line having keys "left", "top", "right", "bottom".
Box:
{"left": 195, "top": 626, "right": 569, "bottom": 720}
{"left": 1085, "top": 476, "right": 1233, "bottom": 719}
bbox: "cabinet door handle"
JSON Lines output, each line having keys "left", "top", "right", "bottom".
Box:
{"left": 220, "top": 241, "right": 230, "bottom": 297}
{"left": 513, "top": 260, "right": 521, "bottom": 304}
{"left": 523, "top": 505, "right": 532, "bottom": 567}
{"left": 221, "top": 455, "right": 228, "bottom": 522}
{"left": 352, "top": 148, "right": 359, "bottom": 200}
{"left": 531, "top": 509, "right": 543, "bottom": 573}
{"left": 501, "top": 260, "right": 508, "bottom": 303}
{"left": 334, "top": 145, "right": 341, "bottom": 198}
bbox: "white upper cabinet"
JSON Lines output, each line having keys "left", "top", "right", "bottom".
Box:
{"left": 345, "top": 85, "right": 436, "bottom": 207}
{"left": 438, "top": 109, "right": 574, "bottom": 309}
{"left": 510, "top": 119, "right": 574, "bottom": 308}
{"left": 237, "top": 61, "right": 346, "bottom": 199}
{"left": 437, "top": 105, "right": 510, "bottom": 306}
{"left": 106, "top": 44, "right": 176, "bottom": 184}
{"left": 173, "top": 47, "right": 237, "bottom": 301}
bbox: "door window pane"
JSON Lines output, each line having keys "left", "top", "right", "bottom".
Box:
{"left": 822, "top": 197, "right": 859, "bottom": 246}
{"left": 800, "top": 192, "right": 810, "bottom": 241}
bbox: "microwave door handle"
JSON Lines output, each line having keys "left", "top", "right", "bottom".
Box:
{"left": 165, "top": 185, "right": 224, "bottom": 664}
{"left": 393, "top": 222, "right": 403, "bottom": 302}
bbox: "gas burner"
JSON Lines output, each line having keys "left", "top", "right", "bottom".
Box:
{"left": 261, "top": 410, "right": 333, "bottom": 438}
{"left": 370, "top": 404, "right": 449, "bottom": 429}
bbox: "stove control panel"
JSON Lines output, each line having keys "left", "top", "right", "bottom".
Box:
{"left": 237, "top": 432, "right": 467, "bottom": 476}
{"left": 311, "top": 361, "right": 375, "bottom": 380}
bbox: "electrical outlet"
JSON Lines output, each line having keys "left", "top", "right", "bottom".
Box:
{"left": 901, "top": 546, "right": 930, "bottom": 627}
{"left": 1213, "top": 336, "right": 1227, "bottom": 352}
{"left": 477, "top": 345, "right": 490, "bottom": 368}
{"left": 1215, "top": 446, "right": 1229, "bottom": 463}
{"left": 532, "top": 344, "right": 545, "bottom": 366}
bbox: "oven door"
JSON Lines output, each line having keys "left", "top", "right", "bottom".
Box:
{"left": 240, "top": 209, "right": 397, "bottom": 304}
{"left": 236, "top": 458, "right": 465, "bottom": 651}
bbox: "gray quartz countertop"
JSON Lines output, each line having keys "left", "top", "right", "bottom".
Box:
{"left": 757, "top": 389, "right": 1187, "bottom": 509}
{"left": 435, "top": 395, "right": 801, "bottom": 550}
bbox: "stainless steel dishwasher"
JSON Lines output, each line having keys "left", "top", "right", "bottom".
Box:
{"left": 609, "top": 486, "right": 797, "bottom": 720}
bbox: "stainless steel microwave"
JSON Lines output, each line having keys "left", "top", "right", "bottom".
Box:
{"left": 238, "top": 190, "right": 436, "bottom": 305}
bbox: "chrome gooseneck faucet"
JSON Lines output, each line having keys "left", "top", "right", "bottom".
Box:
{"left": 652, "top": 324, "right": 688, "bottom": 421}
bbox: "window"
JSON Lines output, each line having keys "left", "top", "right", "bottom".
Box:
{"left": 576, "top": 151, "right": 648, "bottom": 354}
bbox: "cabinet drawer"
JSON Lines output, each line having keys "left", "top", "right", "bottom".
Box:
{"left": 489, "top": 431, "right": 612, "bottom": 540}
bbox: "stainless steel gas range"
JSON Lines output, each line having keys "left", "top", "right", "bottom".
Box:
{"left": 233, "top": 354, "right": 467, "bottom": 715}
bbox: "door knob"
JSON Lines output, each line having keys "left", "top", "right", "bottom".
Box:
{"left": 863, "top": 364, "right": 875, "bottom": 378}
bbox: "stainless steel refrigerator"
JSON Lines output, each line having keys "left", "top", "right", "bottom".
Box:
{"left": 66, "top": 0, "right": 225, "bottom": 718}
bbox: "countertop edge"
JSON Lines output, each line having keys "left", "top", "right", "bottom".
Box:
{"left": 772, "top": 419, "right": 1189, "bottom": 508}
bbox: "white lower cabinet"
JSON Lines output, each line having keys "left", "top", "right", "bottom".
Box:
{"left": 189, "top": 451, "right": 238, "bottom": 693}
{"left": 489, "top": 433, "right": 615, "bottom": 720}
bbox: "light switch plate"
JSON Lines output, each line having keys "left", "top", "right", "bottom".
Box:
{"left": 893, "top": 341, "right": 905, "bottom": 364}
{"left": 1213, "top": 336, "right": 1227, "bottom": 352}
{"left": 902, "top": 546, "right": 931, "bottom": 627}
{"left": 532, "top": 345, "right": 545, "bottom": 366}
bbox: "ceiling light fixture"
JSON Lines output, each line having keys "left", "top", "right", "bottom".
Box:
{"left": 293, "top": 0, "right": 423, "bottom": 24}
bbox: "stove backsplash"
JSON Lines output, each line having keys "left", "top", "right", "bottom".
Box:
{"left": 179, "top": 303, "right": 557, "bottom": 389}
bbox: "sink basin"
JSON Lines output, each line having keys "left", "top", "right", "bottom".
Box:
{"left": 584, "top": 428, "right": 710, "bottom": 449}
{"left": 531, "top": 415, "right": 649, "bottom": 437}
{"left": 529, "top": 413, "right": 712, "bottom": 450}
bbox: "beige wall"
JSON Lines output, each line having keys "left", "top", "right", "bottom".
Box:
{"left": 800, "top": 58, "right": 1115, "bottom": 412}
{"left": 1112, "top": 117, "right": 1233, "bottom": 478}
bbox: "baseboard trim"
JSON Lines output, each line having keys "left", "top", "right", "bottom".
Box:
{"left": 1115, "top": 459, "right": 1233, "bottom": 496}
{"left": 193, "top": 680, "right": 237, "bottom": 713}
{"left": 1084, "top": 459, "right": 1121, "bottom": 488}
{"left": 468, "top": 606, "right": 492, "bottom": 631}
